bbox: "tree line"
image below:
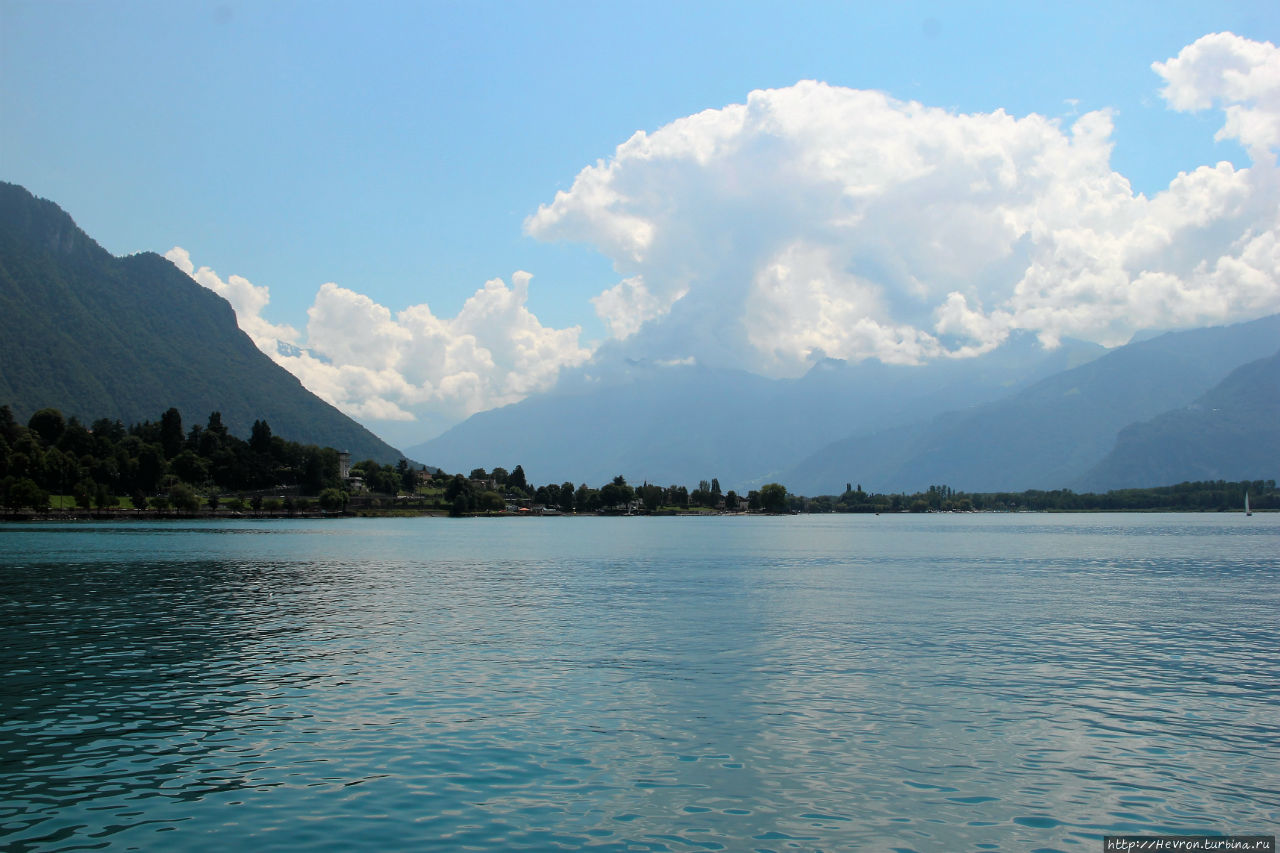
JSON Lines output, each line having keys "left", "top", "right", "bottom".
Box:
{"left": 438, "top": 470, "right": 790, "bottom": 516}
{"left": 0, "top": 404, "right": 792, "bottom": 515}
{"left": 0, "top": 405, "right": 350, "bottom": 512}
{"left": 3, "top": 404, "right": 1271, "bottom": 516}
{"left": 801, "top": 481, "right": 1275, "bottom": 513}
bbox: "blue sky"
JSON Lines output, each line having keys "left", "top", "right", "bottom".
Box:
{"left": 3, "top": 1, "right": 1278, "bottom": 446}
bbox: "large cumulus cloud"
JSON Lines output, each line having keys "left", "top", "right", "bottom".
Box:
{"left": 165, "top": 248, "right": 592, "bottom": 441}
{"left": 526, "top": 32, "right": 1280, "bottom": 375}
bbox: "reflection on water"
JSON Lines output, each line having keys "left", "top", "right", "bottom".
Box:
{"left": 2, "top": 515, "right": 1278, "bottom": 851}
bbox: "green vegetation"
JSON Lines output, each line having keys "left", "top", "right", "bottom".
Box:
{"left": 800, "top": 481, "right": 1277, "bottom": 513}
{"left": 0, "top": 404, "right": 349, "bottom": 513}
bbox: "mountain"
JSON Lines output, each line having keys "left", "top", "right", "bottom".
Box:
{"left": 1076, "top": 349, "right": 1280, "bottom": 491}
{"left": 781, "top": 314, "right": 1280, "bottom": 495}
{"left": 0, "top": 182, "right": 404, "bottom": 462}
{"left": 406, "top": 332, "right": 1104, "bottom": 488}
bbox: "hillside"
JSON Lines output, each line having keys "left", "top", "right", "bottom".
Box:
{"left": 1076, "top": 349, "right": 1280, "bottom": 491}
{"left": 780, "top": 314, "right": 1280, "bottom": 494}
{"left": 0, "top": 183, "right": 404, "bottom": 463}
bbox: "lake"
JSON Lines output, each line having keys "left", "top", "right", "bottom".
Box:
{"left": 2, "top": 514, "right": 1277, "bottom": 851}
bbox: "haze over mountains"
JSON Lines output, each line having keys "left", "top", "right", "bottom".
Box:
{"left": 409, "top": 312, "right": 1279, "bottom": 493}
{"left": 1078, "top": 348, "right": 1280, "bottom": 492}
{"left": 0, "top": 183, "right": 404, "bottom": 464}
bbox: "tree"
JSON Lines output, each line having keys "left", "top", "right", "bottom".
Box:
{"left": 57, "top": 418, "right": 94, "bottom": 458}
{"left": 250, "top": 419, "right": 273, "bottom": 455}
{"left": 73, "top": 479, "right": 95, "bottom": 509}
{"left": 399, "top": 460, "right": 418, "bottom": 493}
{"left": 171, "top": 449, "right": 209, "bottom": 485}
{"left": 206, "top": 411, "right": 229, "bottom": 438}
{"left": 93, "top": 483, "right": 117, "bottom": 509}
{"left": 508, "top": 465, "right": 528, "bottom": 492}
{"left": 558, "top": 482, "right": 576, "bottom": 513}
{"left": 600, "top": 475, "right": 634, "bottom": 510}
{"left": 169, "top": 483, "right": 200, "bottom": 513}
{"left": 5, "top": 477, "right": 48, "bottom": 512}
{"left": 759, "top": 483, "right": 788, "bottom": 513}
{"left": 444, "top": 474, "right": 471, "bottom": 503}
{"left": 136, "top": 445, "right": 165, "bottom": 494}
{"left": 27, "top": 408, "right": 65, "bottom": 445}
{"left": 318, "top": 488, "right": 348, "bottom": 511}
{"left": 0, "top": 405, "right": 19, "bottom": 443}
{"left": 639, "top": 483, "right": 663, "bottom": 512}
{"left": 159, "top": 408, "right": 184, "bottom": 459}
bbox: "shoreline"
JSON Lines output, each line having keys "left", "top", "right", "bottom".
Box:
{"left": 1, "top": 507, "right": 1268, "bottom": 523}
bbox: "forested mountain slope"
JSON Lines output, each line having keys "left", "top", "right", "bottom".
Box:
{"left": 1076, "top": 348, "right": 1280, "bottom": 490}
{"left": 0, "top": 182, "right": 403, "bottom": 462}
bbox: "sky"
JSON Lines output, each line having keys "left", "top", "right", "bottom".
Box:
{"left": 3, "top": 1, "right": 1279, "bottom": 448}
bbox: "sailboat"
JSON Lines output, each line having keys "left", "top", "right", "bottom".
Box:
{"left": 1245, "top": 492, "right": 1252, "bottom": 517}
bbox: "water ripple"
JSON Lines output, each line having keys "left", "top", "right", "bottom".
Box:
{"left": 2, "top": 515, "right": 1278, "bottom": 850}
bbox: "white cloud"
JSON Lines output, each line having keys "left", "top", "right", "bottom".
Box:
{"left": 166, "top": 251, "right": 593, "bottom": 441}
{"left": 527, "top": 33, "right": 1280, "bottom": 375}
{"left": 1154, "top": 32, "right": 1280, "bottom": 154}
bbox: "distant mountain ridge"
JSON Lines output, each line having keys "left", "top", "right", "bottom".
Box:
{"left": 407, "top": 330, "right": 1107, "bottom": 488}
{"left": 1075, "top": 348, "right": 1280, "bottom": 491}
{"left": 781, "top": 314, "right": 1280, "bottom": 494}
{"left": 0, "top": 182, "right": 404, "bottom": 462}
{"left": 410, "top": 309, "right": 1280, "bottom": 493}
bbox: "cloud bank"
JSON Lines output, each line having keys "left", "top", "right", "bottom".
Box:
{"left": 165, "top": 248, "right": 592, "bottom": 441}
{"left": 527, "top": 31, "right": 1280, "bottom": 376}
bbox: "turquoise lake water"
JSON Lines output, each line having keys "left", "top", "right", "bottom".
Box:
{"left": 1, "top": 514, "right": 1277, "bottom": 851}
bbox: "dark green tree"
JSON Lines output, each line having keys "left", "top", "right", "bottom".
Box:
{"left": 318, "top": 488, "right": 348, "bottom": 511}
{"left": 28, "top": 408, "right": 66, "bottom": 445}
{"left": 169, "top": 482, "right": 200, "bottom": 513}
{"left": 558, "top": 481, "right": 576, "bottom": 513}
{"left": 250, "top": 419, "right": 273, "bottom": 454}
{"left": 639, "top": 483, "right": 663, "bottom": 512}
{"left": 599, "top": 475, "right": 635, "bottom": 510}
{"left": 159, "top": 408, "right": 184, "bottom": 459}
{"left": 758, "top": 483, "right": 788, "bottom": 513}
{"left": 5, "top": 477, "right": 48, "bottom": 511}
{"left": 508, "top": 465, "right": 528, "bottom": 492}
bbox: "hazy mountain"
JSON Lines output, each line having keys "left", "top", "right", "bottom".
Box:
{"left": 781, "top": 314, "right": 1280, "bottom": 495}
{"left": 1076, "top": 349, "right": 1280, "bottom": 491}
{"left": 407, "top": 333, "right": 1104, "bottom": 487}
{"left": 0, "top": 182, "right": 404, "bottom": 462}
